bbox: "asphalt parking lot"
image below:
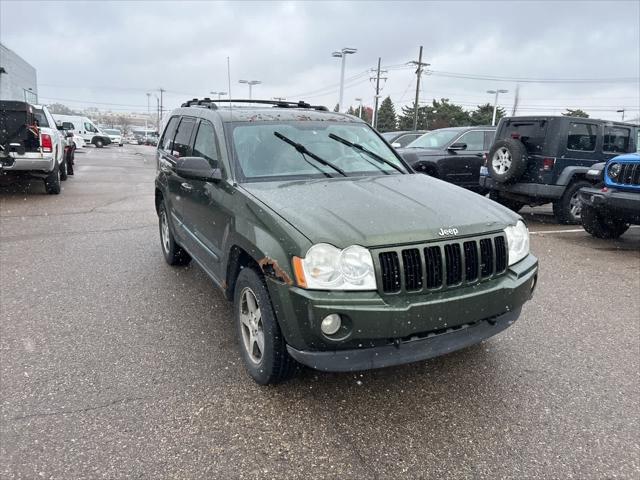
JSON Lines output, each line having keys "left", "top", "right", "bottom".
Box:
{"left": 1, "top": 145, "right": 638, "bottom": 479}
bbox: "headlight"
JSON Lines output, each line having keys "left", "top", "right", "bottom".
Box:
{"left": 608, "top": 163, "right": 621, "bottom": 180}
{"left": 293, "top": 243, "right": 376, "bottom": 290}
{"left": 504, "top": 220, "right": 530, "bottom": 266}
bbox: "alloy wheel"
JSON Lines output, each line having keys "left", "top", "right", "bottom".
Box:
{"left": 492, "top": 147, "right": 512, "bottom": 174}
{"left": 239, "top": 287, "right": 264, "bottom": 364}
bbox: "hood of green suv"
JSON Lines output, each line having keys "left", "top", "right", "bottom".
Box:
{"left": 243, "top": 174, "right": 519, "bottom": 248}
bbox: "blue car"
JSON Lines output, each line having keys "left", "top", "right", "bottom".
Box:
{"left": 579, "top": 152, "right": 640, "bottom": 238}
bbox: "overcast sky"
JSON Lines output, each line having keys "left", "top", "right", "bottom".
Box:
{"left": 1, "top": 0, "right": 639, "bottom": 121}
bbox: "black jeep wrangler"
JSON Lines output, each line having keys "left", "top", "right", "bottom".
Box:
{"left": 479, "top": 116, "right": 638, "bottom": 224}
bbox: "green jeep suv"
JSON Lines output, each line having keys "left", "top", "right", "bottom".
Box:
{"left": 154, "top": 99, "right": 538, "bottom": 384}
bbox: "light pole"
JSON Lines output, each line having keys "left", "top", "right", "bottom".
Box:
{"left": 487, "top": 89, "right": 508, "bottom": 126}
{"left": 238, "top": 80, "right": 261, "bottom": 100}
{"left": 617, "top": 109, "right": 625, "bottom": 121}
{"left": 332, "top": 47, "right": 357, "bottom": 112}
{"left": 145, "top": 92, "right": 150, "bottom": 135}
{"left": 354, "top": 97, "right": 363, "bottom": 119}
{"left": 210, "top": 91, "right": 227, "bottom": 101}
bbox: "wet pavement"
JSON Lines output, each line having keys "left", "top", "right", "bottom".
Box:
{"left": 1, "top": 145, "right": 638, "bottom": 479}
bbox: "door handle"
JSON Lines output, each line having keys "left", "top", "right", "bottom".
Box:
{"left": 181, "top": 182, "right": 193, "bottom": 191}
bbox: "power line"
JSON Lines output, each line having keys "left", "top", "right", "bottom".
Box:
{"left": 426, "top": 70, "right": 639, "bottom": 84}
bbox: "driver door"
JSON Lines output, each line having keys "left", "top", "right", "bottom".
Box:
{"left": 443, "top": 130, "right": 485, "bottom": 188}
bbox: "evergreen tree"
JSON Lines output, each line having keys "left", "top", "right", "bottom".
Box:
{"left": 470, "top": 103, "right": 505, "bottom": 126}
{"left": 562, "top": 109, "right": 589, "bottom": 118}
{"left": 376, "top": 96, "right": 397, "bottom": 132}
{"left": 346, "top": 105, "right": 356, "bottom": 116}
{"left": 333, "top": 103, "right": 340, "bottom": 112}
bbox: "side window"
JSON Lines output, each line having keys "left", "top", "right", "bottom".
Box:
{"left": 63, "top": 122, "right": 74, "bottom": 130}
{"left": 160, "top": 116, "right": 179, "bottom": 152}
{"left": 457, "top": 130, "right": 484, "bottom": 150}
{"left": 84, "top": 122, "right": 94, "bottom": 133}
{"left": 567, "top": 122, "right": 596, "bottom": 151}
{"left": 484, "top": 131, "right": 495, "bottom": 150}
{"left": 172, "top": 117, "right": 197, "bottom": 157}
{"left": 603, "top": 126, "right": 630, "bottom": 153}
{"left": 192, "top": 120, "right": 220, "bottom": 166}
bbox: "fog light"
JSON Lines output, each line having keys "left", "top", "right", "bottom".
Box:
{"left": 321, "top": 314, "right": 342, "bottom": 335}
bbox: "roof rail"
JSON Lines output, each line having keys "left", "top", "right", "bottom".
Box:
{"left": 180, "top": 98, "right": 328, "bottom": 111}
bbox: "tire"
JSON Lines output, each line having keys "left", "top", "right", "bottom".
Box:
{"left": 94, "top": 138, "right": 104, "bottom": 148}
{"left": 552, "top": 180, "right": 591, "bottom": 224}
{"left": 234, "top": 267, "right": 297, "bottom": 385}
{"left": 44, "top": 163, "right": 61, "bottom": 195}
{"left": 158, "top": 201, "right": 191, "bottom": 265}
{"left": 59, "top": 159, "right": 68, "bottom": 181}
{"left": 487, "top": 138, "right": 528, "bottom": 183}
{"left": 581, "top": 204, "right": 629, "bottom": 239}
{"left": 489, "top": 191, "right": 525, "bottom": 213}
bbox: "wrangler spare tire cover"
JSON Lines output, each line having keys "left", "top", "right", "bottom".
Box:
{"left": 488, "top": 138, "right": 528, "bottom": 183}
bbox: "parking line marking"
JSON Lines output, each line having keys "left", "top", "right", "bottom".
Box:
{"left": 530, "top": 225, "right": 640, "bottom": 235}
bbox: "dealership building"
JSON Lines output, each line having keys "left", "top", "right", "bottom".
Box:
{"left": 0, "top": 43, "right": 38, "bottom": 103}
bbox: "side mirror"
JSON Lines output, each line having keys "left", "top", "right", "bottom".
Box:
{"left": 391, "top": 142, "right": 401, "bottom": 148}
{"left": 448, "top": 142, "right": 467, "bottom": 151}
{"left": 175, "top": 156, "right": 222, "bottom": 181}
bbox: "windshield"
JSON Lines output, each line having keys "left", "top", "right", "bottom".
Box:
{"left": 406, "top": 129, "right": 461, "bottom": 149}
{"left": 231, "top": 121, "right": 407, "bottom": 180}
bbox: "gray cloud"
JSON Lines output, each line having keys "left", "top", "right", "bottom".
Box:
{"left": 1, "top": 0, "right": 638, "bottom": 120}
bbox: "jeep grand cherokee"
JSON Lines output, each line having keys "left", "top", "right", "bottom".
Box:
{"left": 154, "top": 98, "right": 538, "bottom": 384}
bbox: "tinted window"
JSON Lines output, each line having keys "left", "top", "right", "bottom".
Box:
{"left": 456, "top": 130, "right": 484, "bottom": 150}
{"left": 172, "top": 117, "right": 196, "bottom": 157}
{"left": 33, "top": 110, "right": 49, "bottom": 127}
{"left": 395, "top": 134, "right": 421, "bottom": 147}
{"left": 484, "top": 130, "right": 495, "bottom": 150}
{"left": 62, "top": 122, "right": 75, "bottom": 130}
{"left": 603, "top": 126, "right": 630, "bottom": 153}
{"left": 407, "top": 129, "right": 461, "bottom": 149}
{"left": 160, "top": 116, "right": 179, "bottom": 152}
{"left": 567, "top": 122, "right": 596, "bottom": 151}
{"left": 193, "top": 120, "right": 220, "bottom": 166}
{"left": 500, "top": 120, "right": 547, "bottom": 153}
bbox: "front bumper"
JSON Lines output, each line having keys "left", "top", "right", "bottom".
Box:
{"left": 287, "top": 308, "right": 520, "bottom": 372}
{"left": 580, "top": 187, "right": 640, "bottom": 222}
{"left": 268, "top": 253, "right": 538, "bottom": 371}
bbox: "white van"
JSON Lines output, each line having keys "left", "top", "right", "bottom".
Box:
{"left": 52, "top": 114, "right": 112, "bottom": 148}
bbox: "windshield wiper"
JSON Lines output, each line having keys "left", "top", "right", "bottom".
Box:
{"left": 274, "top": 132, "right": 347, "bottom": 177}
{"left": 328, "top": 133, "right": 406, "bottom": 174}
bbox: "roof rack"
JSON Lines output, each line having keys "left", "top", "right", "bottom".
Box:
{"left": 180, "top": 98, "right": 329, "bottom": 111}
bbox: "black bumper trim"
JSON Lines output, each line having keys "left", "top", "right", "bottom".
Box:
{"left": 480, "top": 176, "right": 564, "bottom": 199}
{"left": 287, "top": 309, "right": 521, "bottom": 372}
{"left": 580, "top": 187, "right": 640, "bottom": 219}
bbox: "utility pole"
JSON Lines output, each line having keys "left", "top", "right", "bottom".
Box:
{"left": 370, "top": 58, "right": 387, "bottom": 128}
{"left": 409, "top": 46, "right": 430, "bottom": 131}
{"left": 159, "top": 88, "right": 165, "bottom": 126}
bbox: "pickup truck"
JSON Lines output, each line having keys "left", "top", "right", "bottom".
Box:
{"left": 0, "top": 101, "right": 67, "bottom": 194}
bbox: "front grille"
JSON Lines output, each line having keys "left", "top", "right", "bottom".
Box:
{"left": 378, "top": 234, "right": 508, "bottom": 294}
{"left": 616, "top": 162, "right": 640, "bottom": 186}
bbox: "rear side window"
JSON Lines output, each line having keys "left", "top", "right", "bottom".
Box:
{"left": 457, "top": 130, "right": 484, "bottom": 150}
{"left": 172, "top": 117, "right": 197, "bottom": 157}
{"left": 499, "top": 120, "right": 547, "bottom": 153}
{"left": 160, "top": 116, "right": 179, "bottom": 152}
{"left": 33, "top": 110, "right": 50, "bottom": 128}
{"left": 62, "top": 122, "right": 75, "bottom": 130}
{"left": 567, "top": 122, "right": 596, "bottom": 151}
{"left": 484, "top": 131, "right": 495, "bottom": 150}
{"left": 193, "top": 120, "right": 220, "bottom": 166}
{"left": 603, "top": 126, "right": 630, "bottom": 153}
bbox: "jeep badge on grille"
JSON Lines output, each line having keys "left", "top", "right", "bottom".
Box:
{"left": 438, "top": 227, "right": 459, "bottom": 237}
